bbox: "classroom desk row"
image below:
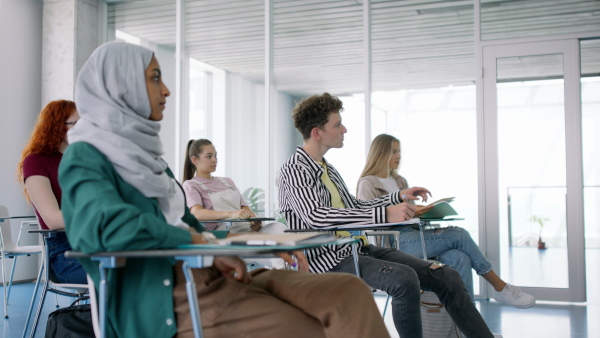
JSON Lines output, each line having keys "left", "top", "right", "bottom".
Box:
{"left": 30, "top": 217, "right": 461, "bottom": 338}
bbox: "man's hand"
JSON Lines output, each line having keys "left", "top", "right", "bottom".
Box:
{"left": 400, "top": 186, "right": 432, "bottom": 203}
{"left": 250, "top": 221, "right": 262, "bottom": 232}
{"left": 213, "top": 256, "right": 252, "bottom": 284}
{"left": 386, "top": 203, "right": 417, "bottom": 223}
{"left": 275, "top": 250, "right": 309, "bottom": 272}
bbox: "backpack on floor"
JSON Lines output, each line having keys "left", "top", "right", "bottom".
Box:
{"left": 421, "top": 291, "right": 461, "bottom": 338}
{"left": 45, "top": 299, "right": 94, "bottom": 338}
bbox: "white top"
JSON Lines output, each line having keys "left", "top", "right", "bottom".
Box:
{"left": 377, "top": 176, "right": 400, "bottom": 194}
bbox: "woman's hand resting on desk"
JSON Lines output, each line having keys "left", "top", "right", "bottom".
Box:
{"left": 400, "top": 186, "right": 432, "bottom": 203}
{"left": 225, "top": 208, "right": 255, "bottom": 220}
{"left": 275, "top": 250, "right": 309, "bottom": 272}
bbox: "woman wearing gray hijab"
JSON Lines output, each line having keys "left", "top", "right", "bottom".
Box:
{"left": 59, "top": 42, "right": 389, "bottom": 338}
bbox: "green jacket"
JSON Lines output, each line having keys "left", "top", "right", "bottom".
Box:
{"left": 59, "top": 142, "right": 204, "bottom": 338}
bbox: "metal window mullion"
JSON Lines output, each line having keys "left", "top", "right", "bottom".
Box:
{"left": 564, "top": 39, "right": 586, "bottom": 302}
{"left": 265, "top": 0, "right": 274, "bottom": 217}
{"left": 176, "top": 0, "right": 188, "bottom": 180}
{"left": 363, "top": 0, "right": 371, "bottom": 157}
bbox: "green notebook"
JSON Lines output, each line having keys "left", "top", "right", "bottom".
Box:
{"left": 420, "top": 202, "right": 458, "bottom": 219}
{"left": 417, "top": 197, "right": 458, "bottom": 219}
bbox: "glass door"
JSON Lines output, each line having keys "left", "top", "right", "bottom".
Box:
{"left": 482, "top": 40, "right": 585, "bottom": 302}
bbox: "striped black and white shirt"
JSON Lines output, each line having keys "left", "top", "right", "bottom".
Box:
{"left": 276, "top": 147, "right": 403, "bottom": 273}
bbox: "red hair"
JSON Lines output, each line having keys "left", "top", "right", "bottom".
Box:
{"left": 16, "top": 100, "right": 76, "bottom": 202}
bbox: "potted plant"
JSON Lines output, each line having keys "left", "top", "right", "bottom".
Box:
{"left": 528, "top": 215, "right": 549, "bottom": 250}
{"left": 241, "top": 187, "right": 288, "bottom": 224}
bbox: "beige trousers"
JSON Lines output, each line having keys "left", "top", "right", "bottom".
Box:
{"left": 173, "top": 264, "right": 390, "bottom": 338}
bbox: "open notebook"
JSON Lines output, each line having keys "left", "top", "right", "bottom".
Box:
{"left": 218, "top": 233, "right": 338, "bottom": 246}
{"left": 414, "top": 197, "right": 458, "bottom": 219}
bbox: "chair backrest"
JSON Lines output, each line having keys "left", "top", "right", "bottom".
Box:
{"left": 40, "top": 232, "right": 88, "bottom": 290}
{"left": 0, "top": 205, "right": 15, "bottom": 251}
{"left": 41, "top": 234, "right": 62, "bottom": 285}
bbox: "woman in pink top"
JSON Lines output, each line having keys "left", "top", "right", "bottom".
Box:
{"left": 182, "top": 139, "right": 286, "bottom": 234}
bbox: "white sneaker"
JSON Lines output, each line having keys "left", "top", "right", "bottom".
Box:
{"left": 493, "top": 284, "right": 536, "bottom": 309}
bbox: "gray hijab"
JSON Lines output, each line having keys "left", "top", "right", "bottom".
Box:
{"left": 69, "top": 41, "right": 188, "bottom": 229}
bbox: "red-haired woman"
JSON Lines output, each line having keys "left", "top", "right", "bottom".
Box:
{"left": 16, "top": 100, "right": 86, "bottom": 284}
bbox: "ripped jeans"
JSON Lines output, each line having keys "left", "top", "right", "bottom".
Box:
{"left": 329, "top": 245, "right": 493, "bottom": 338}
{"left": 394, "top": 226, "right": 493, "bottom": 300}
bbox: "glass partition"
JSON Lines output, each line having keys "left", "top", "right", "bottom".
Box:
{"left": 273, "top": 0, "right": 365, "bottom": 193}
{"left": 369, "top": 0, "right": 479, "bottom": 293}
{"left": 581, "top": 39, "right": 600, "bottom": 303}
{"left": 496, "top": 54, "right": 568, "bottom": 288}
{"left": 186, "top": 0, "right": 266, "bottom": 197}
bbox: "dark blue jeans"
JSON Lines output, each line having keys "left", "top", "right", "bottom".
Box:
{"left": 47, "top": 232, "right": 87, "bottom": 284}
{"left": 329, "top": 244, "right": 493, "bottom": 338}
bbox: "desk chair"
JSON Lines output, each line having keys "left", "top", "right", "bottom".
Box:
{"left": 22, "top": 230, "right": 89, "bottom": 338}
{"left": 0, "top": 205, "right": 42, "bottom": 318}
{"left": 86, "top": 275, "right": 101, "bottom": 338}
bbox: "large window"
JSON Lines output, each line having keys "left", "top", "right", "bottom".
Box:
{"left": 106, "top": 2, "right": 600, "bottom": 301}
{"left": 480, "top": 0, "right": 600, "bottom": 41}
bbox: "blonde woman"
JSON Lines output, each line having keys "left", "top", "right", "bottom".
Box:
{"left": 357, "top": 133, "right": 535, "bottom": 308}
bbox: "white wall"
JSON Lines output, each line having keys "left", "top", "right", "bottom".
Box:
{"left": 0, "top": 0, "right": 44, "bottom": 280}
{"left": 153, "top": 45, "right": 177, "bottom": 171}
{"left": 223, "top": 73, "right": 298, "bottom": 214}
{"left": 225, "top": 73, "right": 266, "bottom": 193}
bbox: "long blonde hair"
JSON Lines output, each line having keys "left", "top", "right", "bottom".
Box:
{"left": 359, "top": 134, "right": 400, "bottom": 181}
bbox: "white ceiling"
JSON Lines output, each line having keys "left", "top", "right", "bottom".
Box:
{"left": 108, "top": 0, "right": 600, "bottom": 96}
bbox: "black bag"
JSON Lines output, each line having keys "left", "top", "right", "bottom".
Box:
{"left": 45, "top": 300, "right": 94, "bottom": 338}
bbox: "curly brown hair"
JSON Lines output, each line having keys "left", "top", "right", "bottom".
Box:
{"left": 292, "top": 92, "right": 344, "bottom": 140}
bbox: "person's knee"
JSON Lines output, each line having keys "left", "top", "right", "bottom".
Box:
{"left": 436, "top": 266, "right": 465, "bottom": 291}
{"left": 435, "top": 226, "right": 470, "bottom": 239}
{"left": 452, "top": 226, "right": 476, "bottom": 244}
{"left": 384, "top": 265, "right": 420, "bottom": 297}
{"left": 439, "top": 249, "right": 471, "bottom": 268}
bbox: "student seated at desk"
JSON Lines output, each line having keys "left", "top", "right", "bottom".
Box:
{"left": 59, "top": 42, "right": 389, "bottom": 338}
{"left": 357, "top": 133, "right": 536, "bottom": 308}
{"left": 277, "top": 92, "right": 497, "bottom": 338}
{"left": 17, "top": 100, "right": 86, "bottom": 284}
{"left": 182, "top": 139, "right": 286, "bottom": 234}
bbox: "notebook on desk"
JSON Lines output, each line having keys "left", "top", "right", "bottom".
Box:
{"left": 218, "top": 233, "right": 337, "bottom": 246}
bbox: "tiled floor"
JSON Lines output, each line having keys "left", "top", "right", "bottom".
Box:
{"left": 3, "top": 248, "right": 599, "bottom": 337}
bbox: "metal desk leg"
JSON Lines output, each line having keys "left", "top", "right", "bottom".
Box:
{"left": 351, "top": 242, "right": 361, "bottom": 278}
{"left": 180, "top": 259, "right": 204, "bottom": 338}
{"left": 93, "top": 256, "right": 124, "bottom": 338}
{"left": 22, "top": 261, "right": 44, "bottom": 338}
{"left": 418, "top": 222, "right": 428, "bottom": 260}
{"left": 97, "top": 264, "right": 110, "bottom": 338}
